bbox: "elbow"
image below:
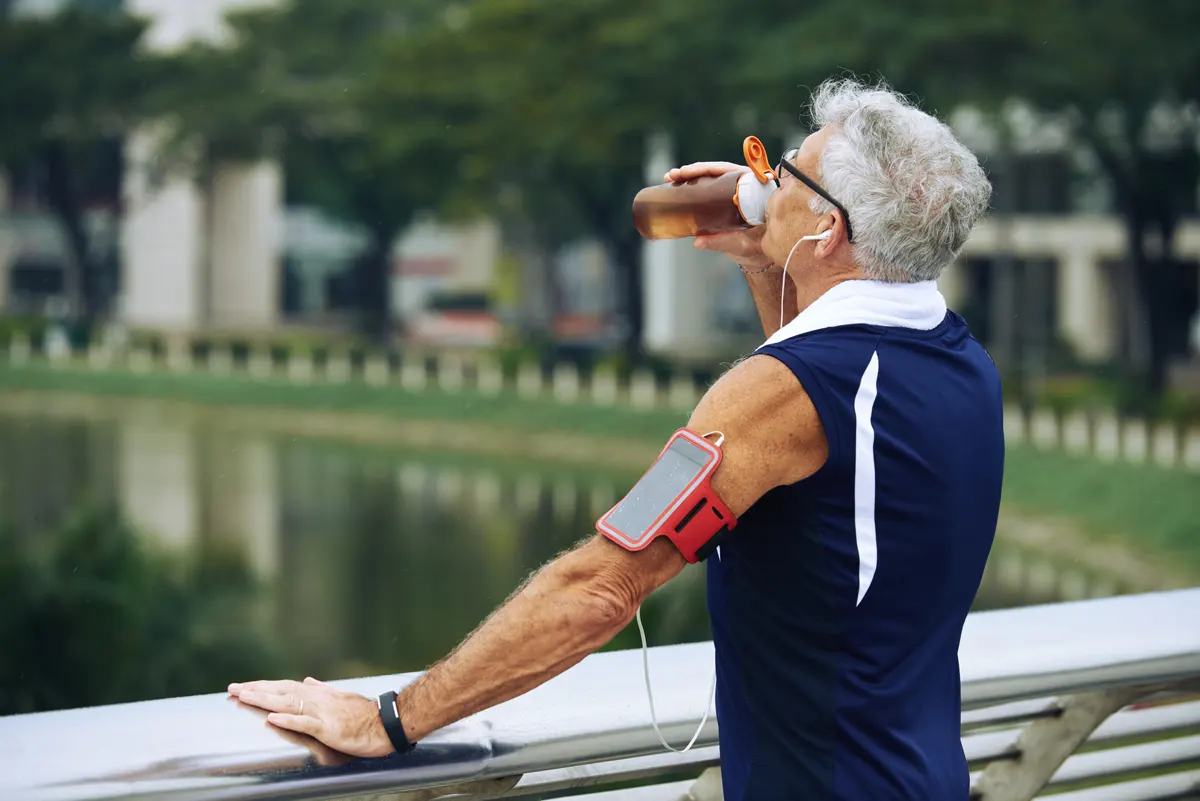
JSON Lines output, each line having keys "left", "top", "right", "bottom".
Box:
{"left": 578, "top": 569, "right": 642, "bottom": 634}
{"left": 551, "top": 538, "right": 657, "bottom": 638}
{"left": 582, "top": 583, "right": 638, "bottom": 633}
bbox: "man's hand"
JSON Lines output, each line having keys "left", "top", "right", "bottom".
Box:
{"left": 228, "top": 677, "right": 394, "bottom": 758}
{"left": 665, "top": 161, "right": 773, "bottom": 271}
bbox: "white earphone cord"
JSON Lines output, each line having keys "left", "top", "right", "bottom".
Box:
{"left": 636, "top": 606, "right": 716, "bottom": 753}
{"left": 779, "top": 230, "right": 832, "bottom": 329}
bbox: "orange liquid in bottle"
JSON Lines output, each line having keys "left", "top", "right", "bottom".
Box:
{"left": 632, "top": 172, "right": 749, "bottom": 240}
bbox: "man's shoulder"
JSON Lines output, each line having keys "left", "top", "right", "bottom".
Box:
{"left": 689, "top": 354, "right": 828, "bottom": 491}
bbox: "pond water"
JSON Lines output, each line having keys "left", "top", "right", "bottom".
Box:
{"left": 0, "top": 405, "right": 1135, "bottom": 714}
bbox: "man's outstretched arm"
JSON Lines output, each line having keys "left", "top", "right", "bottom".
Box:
{"left": 229, "top": 354, "right": 827, "bottom": 757}
{"left": 396, "top": 533, "right": 684, "bottom": 744}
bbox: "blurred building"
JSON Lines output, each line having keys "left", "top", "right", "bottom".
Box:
{"left": 943, "top": 104, "right": 1200, "bottom": 385}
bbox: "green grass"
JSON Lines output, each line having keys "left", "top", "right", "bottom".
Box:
{"left": 2, "top": 361, "right": 1197, "bottom": 571}
{"left": 1003, "top": 444, "right": 1200, "bottom": 572}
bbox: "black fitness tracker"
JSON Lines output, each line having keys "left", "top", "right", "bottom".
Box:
{"left": 376, "top": 690, "right": 415, "bottom": 754}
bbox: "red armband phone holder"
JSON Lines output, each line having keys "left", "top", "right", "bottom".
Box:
{"left": 597, "top": 428, "right": 737, "bottom": 563}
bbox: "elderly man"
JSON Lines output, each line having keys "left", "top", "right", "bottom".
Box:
{"left": 231, "top": 78, "right": 1002, "bottom": 800}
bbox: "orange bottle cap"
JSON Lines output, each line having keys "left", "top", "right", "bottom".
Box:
{"left": 743, "top": 136, "right": 776, "bottom": 184}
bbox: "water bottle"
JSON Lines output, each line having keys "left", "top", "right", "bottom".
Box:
{"left": 632, "top": 136, "right": 778, "bottom": 240}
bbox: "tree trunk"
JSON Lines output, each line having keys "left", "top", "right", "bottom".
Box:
{"left": 1116, "top": 207, "right": 1183, "bottom": 396}
{"left": 358, "top": 228, "right": 395, "bottom": 345}
{"left": 516, "top": 219, "right": 556, "bottom": 342}
{"left": 1118, "top": 211, "right": 1152, "bottom": 379}
{"left": 42, "top": 139, "right": 93, "bottom": 321}
{"left": 1142, "top": 219, "right": 1182, "bottom": 395}
{"left": 608, "top": 227, "right": 644, "bottom": 360}
{"left": 987, "top": 149, "right": 1019, "bottom": 372}
{"left": 1084, "top": 123, "right": 1190, "bottom": 396}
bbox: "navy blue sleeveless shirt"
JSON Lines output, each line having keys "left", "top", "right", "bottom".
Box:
{"left": 707, "top": 280, "right": 1003, "bottom": 800}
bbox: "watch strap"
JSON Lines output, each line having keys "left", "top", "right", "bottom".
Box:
{"left": 376, "top": 690, "right": 415, "bottom": 753}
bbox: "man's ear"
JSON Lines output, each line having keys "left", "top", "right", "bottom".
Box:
{"left": 813, "top": 223, "right": 837, "bottom": 257}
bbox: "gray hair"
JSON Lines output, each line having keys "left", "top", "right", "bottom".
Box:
{"left": 807, "top": 78, "right": 992, "bottom": 283}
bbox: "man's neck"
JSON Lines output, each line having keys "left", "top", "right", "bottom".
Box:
{"left": 791, "top": 266, "right": 866, "bottom": 317}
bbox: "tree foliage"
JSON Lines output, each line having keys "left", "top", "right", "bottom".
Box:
{"left": 0, "top": 507, "right": 280, "bottom": 714}
{"left": 0, "top": 7, "right": 162, "bottom": 320}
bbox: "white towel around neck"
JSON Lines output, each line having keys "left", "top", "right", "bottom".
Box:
{"left": 760, "top": 279, "right": 948, "bottom": 348}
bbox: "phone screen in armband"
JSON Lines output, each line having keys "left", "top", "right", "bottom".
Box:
{"left": 598, "top": 429, "right": 730, "bottom": 558}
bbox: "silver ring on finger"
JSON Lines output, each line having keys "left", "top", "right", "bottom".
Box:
{"left": 298, "top": 699, "right": 304, "bottom": 716}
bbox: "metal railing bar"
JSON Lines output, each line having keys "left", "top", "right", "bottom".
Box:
{"left": 1046, "top": 735, "right": 1200, "bottom": 786}
{"left": 545, "top": 779, "right": 696, "bottom": 801}
{"left": 962, "top": 698, "right": 1200, "bottom": 768}
{"left": 961, "top": 692, "right": 1199, "bottom": 735}
{"left": 964, "top": 728, "right": 1024, "bottom": 767}
{"left": 962, "top": 698, "right": 1062, "bottom": 731}
{"left": 1034, "top": 768, "right": 1200, "bottom": 801}
{"left": 961, "top": 651, "right": 1200, "bottom": 711}
{"left": 1086, "top": 699, "right": 1200, "bottom": 744}
{"left": 507, "top": 748, "right": 718, "bottom": 797}
{"left": 959, "top": 590, "right": 1200, "bottom": 710}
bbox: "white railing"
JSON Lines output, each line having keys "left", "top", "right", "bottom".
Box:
{"left": 0, "top": 589, "right": 1197, "bottom": 801}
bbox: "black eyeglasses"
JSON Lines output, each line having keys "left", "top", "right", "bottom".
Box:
{"left": 777, "top": 147, "right": 855, "bottom": 244}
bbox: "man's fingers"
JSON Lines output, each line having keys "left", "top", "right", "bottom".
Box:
{"left": 303, "top": 677, "right": 326, "bottom": 687}
{"left": 229, "top": 679, "right": 298, "bottom": 696}
{"left": 266, "top": 713, "right": 323, "bottom": 738}
{"left": 696, "top": 232, "right": 739, "bottom": 249}
{"left": 663, "top": 161, "right": 746, "bottom": 184}
{"left": 239, "top": 690, "right": 304, "bottom": 715}
{"left": 696, "top": 231, "right": 759, "bottom": 255}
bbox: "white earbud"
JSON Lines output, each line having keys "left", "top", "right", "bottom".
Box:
{"left": 799, "top": 230, "right": 832, "bottom": 242}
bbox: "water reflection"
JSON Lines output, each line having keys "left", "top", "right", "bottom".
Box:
{"left": 0, "top": 408, "right": 1141, "bottom": 712}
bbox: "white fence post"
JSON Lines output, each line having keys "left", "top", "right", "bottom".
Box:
{"left": 1030, "top": 408, "right": 1059, "bottom": 449}
{"left": 477, "top": 361, "right": 504, "bottom": 396}
{"left": 553, "top": 363, "right": 580, "bottom": 403}
{"left": 364, "top": 355, "right": 390, "bottom": 387}
{"left": 437, "top": 353, "right": 465, "bottom": 392}
{"left": 516, "top": 363, "right": 543, "bottom": 399}
{"left": 1151, "top": 423, "right": 1180, "bottom": 469}
{"left": 287, "top": 351, "right": 314, "bottom": 384}
{"left": 1003, "top": 405, "right": 1027, "bottom": 443}
{"left": 325, "top": 352, "right": 351, "bottom": 383}
{"left": 1062, "top": 412, "right": 1091, "bottom": 455}
{"left": 629, "top": 370, "right": 658, "bottom": 410}
{"left": 45, "top": 326, "right": 71, "bottom": 364}
{"left": 590, "top": 367, "right": 619, "bottom": 406}
{"left": 1183, "top": 428, "right": 1200, "bottom": 471}
{"left": 1094, "top": 412, "right": 1120, "bottom": 461}
{"left": 1121, "top": 418, "right": 1148, "bottom": 464}
{"left": 668, "top": 374, "right": 701, "bottom": 411}
{"left": 401, "top": 353, "right": 427, "bottom": 391}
